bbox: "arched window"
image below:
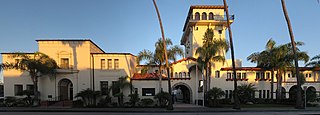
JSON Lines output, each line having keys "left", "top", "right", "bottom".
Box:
{"left": 209, "top": 12, "right": 214, "bottom": 20}
{"left": 202, "top": 12, "right": 207, "bottom": 20}
{"left": 175, "top": 72, "right": 178, "bottom": 78}
{"left": 179, "top": 72, "right": 182, "bottom": 78}
{"left": 183, "top": 72, "right": 186, "bottom": 78}
{"left": 194, "top": 12, "right": 200, "bottom": 20}
{"left": 188, "top": 72, "right": 190, "bottom": 78}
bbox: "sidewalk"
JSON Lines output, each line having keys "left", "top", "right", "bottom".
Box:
{"left": 0, "top": 104, "right": 319, "bottom": 112}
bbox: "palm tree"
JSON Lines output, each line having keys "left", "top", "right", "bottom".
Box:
{"left": 111, "top": 76, "right": 132, "bottom": 107}
{"left": 306, "top": 55, "right": 320, "bottom": 67}
{"left": 137, "top": 38, "right": 183, "bottom": 92}
{"left": 206, "top": 87, "right": 225, "bottom": 107}
{"left": 1, "top": 52, "right": 58, "bottom": 106}
{"left": 222, "top": 0, "right": 240, "bottom": 109}
{"left": 75, "top": 88, "right": 101, "bottom": 107}
{"left": 152, "top": 0, "right": 174, "bottom": 110}
{"left": 196, "top": 28, "right": 229, "bottom": 98}
{"left": 280, "top": 0, "right": 304, "bottom": 109}
{"left": 237, "top": 83, "right": 256, "bottom": 104}
{"left": 247, "top": 39, "right": 309, "bottom": 102}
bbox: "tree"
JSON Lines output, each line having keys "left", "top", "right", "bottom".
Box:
{"left": 137, "top": 38, "right": 183, "bottom": 93}
{"left": 75, "top": 88, "right": 101, "bottom": 107}
{"left": 206, "top": 87, "right": 225, "bottom": 107}
{"left": 154, "top": 91, "right": 171, "bottom": 107}
{"left": 196, "top": 28, "right": 229, "bottom": 105}
{"left": 237, "top": 83, "right": 256, "bottom": 104}
{"left": 222, "top": 0, "right": 240, "bottom": 109}
{"left": 247, "top": 39, "right": 309, "bottom": 102}
{"left": 111, "top": 76, "right": 132, "bottom": 107}
{"left": 280, "top": 0, "right": 304, "bottom": 109}
{"left": 1, "top": 52, "right": 58, "bottom": 106}
{"left": 306, "top": 54, "right": 320, "bottom": 67}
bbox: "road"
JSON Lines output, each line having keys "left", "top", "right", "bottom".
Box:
{"left": 0, "top": 112, "right": 319, "bottom": 115}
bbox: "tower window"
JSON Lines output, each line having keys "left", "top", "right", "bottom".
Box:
{"left": 209, "top": 12, "right": 214, "bottom": 20}
{"left": 202, "top": 12, "right": 207, "bottom": 20}
{"left": 194, "top": 12, "right": 200, "bottom": 20}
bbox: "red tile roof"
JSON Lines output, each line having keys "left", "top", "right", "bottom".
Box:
{"left": 131, "top": 73, "right": 167, "bottom": 80}
{"left": 221, "top": 67, "right": 320, "bottom": 71}
{"left": 171, "top": 57, "right": 197, "bottom": 65}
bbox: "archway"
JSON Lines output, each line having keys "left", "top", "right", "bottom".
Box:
{"left": 172, "top": 82, "right": 192, "bottom": 104}
{"left": 58, "top": 79, "right": 73, "bottom": 101}
{"left": 289, "top": 85, "right": 302, "bottom": 100}
{"left": 306, "top": 86, "right": 317, "bottom": 102}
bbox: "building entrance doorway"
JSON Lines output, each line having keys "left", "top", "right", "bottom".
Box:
{"left": 173, "top": 83, "right": 192, "bottom": 104}
{"left": 58, "top": 79, "right": 73, "bottom": 101}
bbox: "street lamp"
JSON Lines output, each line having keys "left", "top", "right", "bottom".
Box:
{"left": 303, "top": 86, "right": 307, "bottom": 109}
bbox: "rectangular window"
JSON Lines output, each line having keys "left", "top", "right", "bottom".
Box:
{"left": 259, "top": 90, "right": 262, "bottom": 98}
{"left": 101, "top": 59, "right": 105, "bottom": 70}
{"left": 242, "top": 73, "right": 247, "bottom": 79}
{"left": 142, "top": 88, "right": 155, "bottom": 96}
{"left": 263, "top": 90, "right": 266, "bottom": 98}
{"left": 112, "top": 81, "right": 120, "bottom": 96}
{"left": 229, "top": 90, "right": 233, "bottom": 99}
{"left": 60, "top": 58, "right": 69, "bottom": 69}
{"left": 215, "top": 71, "right": 220, "bottom": 78}
{"left": 14, "top": 84, "right": 23, "bottom": 96}
{"left": 26, "top": 84, "right": 34, "bottom": 92}
{"left": 261, "top": 73, "right": 265, "bottom": 79}
{"left": 227, "top": 72, "right": 232, "bottom": 79}
{"left": 237, "top": 73, "right": 241, "bottom": 79}
{"left": 107, "top": 59, "right": 112, "bottom": 69}
{"left": 266, "top": 73, "right": 270, "bottom": 79}
{"left": 114, "top": 59, "right": 119, "bottom": 69}
{"left": 134, "top": 88, "right": 138, "bottom": 94}
{"left": 225, "top": 90, "right": 228, "bottom": 99}
{"left": 309, "top": 73, "right": 312, "bottom": 78}
{"left": 288, "top": 73, "right": 291, "bottom": 78}
{"left": 100, "top": 81, "right": 108, "bottom": 95}
{"left": 267, "top": 90, "right": 270, "bottom": 99}
{"left": 199, "top": 80, "right": 203, "bottom": 92}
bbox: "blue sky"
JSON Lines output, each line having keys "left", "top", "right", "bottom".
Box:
{"left": 0, "top": 0, "right": 319, "bottom": 81}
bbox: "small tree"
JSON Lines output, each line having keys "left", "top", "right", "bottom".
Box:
{"left": 237, "top": 83, "right": 256, "bottom": 104}
{"left": 111, "top": 76, "right": 132, "bottom": 107}
{"left": 17, "top": 90, "right": 34, "bottom": 106}
{"left": 1, "top": 52, "right": 58, "bottom": 106}
{"left": 207, "top": 87, "right": 225, "bottom": 107}
{"left": 75, "top": 88, "right": 101, "bottom": 107}
{"left": 128, "top": 93, "right": 140, "bottom": 107}
{"left": 154, "top": 91, "right": 171, "bottom": 107}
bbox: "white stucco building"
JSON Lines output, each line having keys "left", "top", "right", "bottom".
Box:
{"left": 2, "top": 5, "right": 320, "bottom": 106}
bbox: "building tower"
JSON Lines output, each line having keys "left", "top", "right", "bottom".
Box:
{"left": 180, "top": 5, "right": 234, "bottom": 58}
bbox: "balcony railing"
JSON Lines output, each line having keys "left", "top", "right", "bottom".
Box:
{"left": 189, "top": 15, "right": 234, "bottom": 21}
{"left": 59, "top": 64, "right": 73, "bottom": 69}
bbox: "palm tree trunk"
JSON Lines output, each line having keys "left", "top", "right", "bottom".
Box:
{"left": 276, "top": 71, "right": 282, "bottom": 102}
{"left": 280, "top": 0, "right": 303, "bottom": 109}
{"left": 32, "top": 76, "right": 39, "bottom": 106}
{"left": 152, "top": 0, "right": 173, "bottom": 110}
{"left": 159, "top": 65, "right": 162, "bottom": 93}
{"left": 271, "top": 69, "right": 275, "bottom": 99}
{"left": 223, "top": 0, "right": 240, "bottom": 109}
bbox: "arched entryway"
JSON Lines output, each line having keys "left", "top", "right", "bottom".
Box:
{"left": 306, "top": 86, "right": 317, "bottom": 102}
{"left": 172, "top": 82, "right": 192, "bottom": 104}
{"left": 289, "top": 85, "right": 302, "bottom": 100}
{"left": 58, "top": 79, "right": 73, "bottom": 101}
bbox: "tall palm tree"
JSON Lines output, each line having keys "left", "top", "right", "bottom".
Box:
{"left": 137, "top": 38, "right": 183, "bottom": 93}
{"left": 280, "top": 0, "right": 303, "bottom": 108}
{"left": 1, "top": 52, "right": 58, "bottom": 106}
{"left": 306, "top": 55, "right": 320, "bottom": 67}
{"left": 222, "top": 0, "right": 240, "bottom": 109}
{"left": 196, "top": 28, "right": 229, "bottom": 96}
{"left": 247, "top": 39, "right": 309, "bottom": 102}
{"left": 111, "top": 76, "right": 132, "bottom": 107}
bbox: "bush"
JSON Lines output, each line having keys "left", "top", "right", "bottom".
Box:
{"left": 4, "top": 96, "right": 17, "bottom": 107}
{"left": 128, "top": 93, "right": 140, "bottom": 107}
{"left": 97, "top": 96, "right": 112, "bottom": 107}
{"left": 154, "top": 92, "right": 171, "bottom": 107}
{"left": 73, "top": 99, "right": 84, "bottom": 108}
{"left": 140, "top": 98, "right": 154, "bottom": 107}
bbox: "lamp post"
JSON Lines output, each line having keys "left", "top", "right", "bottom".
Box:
{"left": 303, "top": 86, "right": 307, "bottom": 109}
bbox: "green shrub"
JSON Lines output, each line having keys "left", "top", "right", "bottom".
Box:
{"left": 128, "top": 93, "right": 140, "bottom": 107}
{"left": 140, "top": 98, "right": 154, "bottom": 107}
{"left": 154, "top": 92, "right": 171, "bottom": 107}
